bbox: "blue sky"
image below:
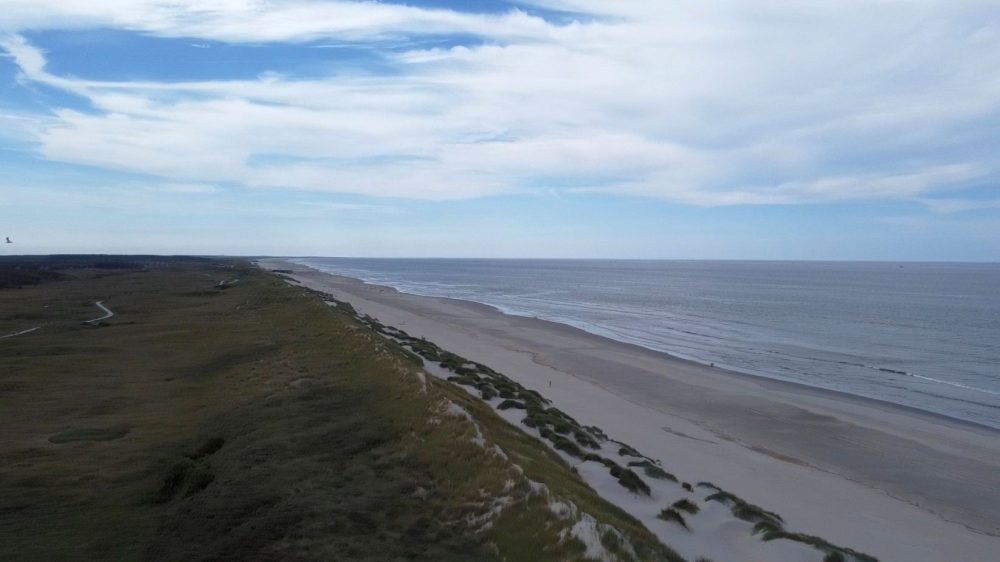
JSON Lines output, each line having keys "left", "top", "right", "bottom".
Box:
{"left": 1, "top": 0, "right": 998, "bottom": 259}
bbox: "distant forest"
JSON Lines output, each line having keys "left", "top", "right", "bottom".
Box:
{"left": 0, "top": 255, "right": 208, "bottom": 289}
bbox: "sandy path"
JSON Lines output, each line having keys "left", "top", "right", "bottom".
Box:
{"left": 0, "top": 326, "right": 40, "bottom": 340}
{"left": 84, "top": 301, "right": 114, "bottom": 324}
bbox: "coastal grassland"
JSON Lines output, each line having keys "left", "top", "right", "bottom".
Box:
{"left": 0, "top": 258, "right": 677, "bottom": 561}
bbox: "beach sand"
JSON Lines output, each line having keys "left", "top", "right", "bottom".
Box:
{"left": 263, "top": 259, "right": 1000, "bottom": 561}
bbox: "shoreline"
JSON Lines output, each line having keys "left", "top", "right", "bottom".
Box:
{"left": 291, "top": 258, "right": 998, "bottom": 436}
{"left": 288, "top": 259, "right": 1000, "bottom": 434}
{"left": 262, "top": 258, "right": 1000, "bottom": 560}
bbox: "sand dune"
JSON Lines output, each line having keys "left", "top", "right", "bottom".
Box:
{"left": 263, "top": 259, "right": 1000, "bottom": 561}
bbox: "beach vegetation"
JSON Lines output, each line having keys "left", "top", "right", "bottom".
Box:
{"left": 671, "top": 499, "right": 699, "bottom": 514}
{"left": 573, "top": 429, "right": 600, "bottom": 449}
{"left": 752, "top": 521, "right": 876, "bottom": 562}
{"left": 705, "top": 490, "right": 783, "bottom": 525}
{"left": 478, "top": 386, "right": 497, "bottom": 400}
{"left": 627, "top": 460, "right": 678, "bottom": 482}
{"left": 497, "top": 399, "right": 526, "bottom": 410}
{"left": 446, "top": 375, "right": 480, "bottom": 387}
{"left": 617, "top": 444, "right": 642, "bottom": 457}
{"left": 657, "top": 508, "right": 689, "bottom": 530}
{"left": 539, "top": 429, "right": 585, "bottom": 458}
{"left": 609, "top": 465, "right": 651, "bottom": 496}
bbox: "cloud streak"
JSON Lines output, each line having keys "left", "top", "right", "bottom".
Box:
{"left": 1, "top": 1, "right": 999, "bottom": 207}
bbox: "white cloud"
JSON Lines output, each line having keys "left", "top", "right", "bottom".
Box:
{"left": 0, "top": 0, "right": 556, "bottom": 42}
{"left": 919, "top": 197, "right": 1000, "bottom": 213}
{"left": 154, "top": 183, "right": 220, "bottom": 194}
{"left": 1, "top": 1, "right": 999, "bottom": 204}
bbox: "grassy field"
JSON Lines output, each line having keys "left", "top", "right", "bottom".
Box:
{"left": 0, "top": 258, "right": 677, "bottom": 561}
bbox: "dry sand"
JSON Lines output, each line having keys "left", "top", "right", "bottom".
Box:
{"left": 263, "top": 259, "right": 1000, "bottom": 561}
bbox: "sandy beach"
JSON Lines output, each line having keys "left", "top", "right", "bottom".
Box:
{"left": 264, "top": 259, "right": 1000, "bottom": 561}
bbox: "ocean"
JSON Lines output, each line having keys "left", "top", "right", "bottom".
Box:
{"left": 295, "top": 258, "right": 1000, "bottom": 430}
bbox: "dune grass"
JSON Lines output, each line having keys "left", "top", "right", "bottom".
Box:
{"left": 352, "top": 308, "right": 665, "bottom": 499}
{"left": 671, "top": 499, "right": 700, "bottom": 515}
{"left": 628, "top": 459, "right": 679, "bottom": 482}
{"left": 658, "top": 508, "right": 689, "bottom": 530}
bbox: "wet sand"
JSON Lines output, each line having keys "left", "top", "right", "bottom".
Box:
{"left": 263, "top": 259, "right": 1000, "bottom": 561}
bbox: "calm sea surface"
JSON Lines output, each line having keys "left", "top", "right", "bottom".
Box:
{"left": 295, "top": 258, "right": 1000, "bottom": 429}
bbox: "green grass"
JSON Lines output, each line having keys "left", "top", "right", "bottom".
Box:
{"left": 0, "top": 259, "right": 682, "bottom": 562}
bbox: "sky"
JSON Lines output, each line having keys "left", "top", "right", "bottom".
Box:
{"left": 0, "top": 0, "right": 998, "bottom": 260}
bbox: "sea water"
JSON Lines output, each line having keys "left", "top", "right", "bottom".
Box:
{"left": 295, "top": 258, "right": 1000, "bottom": 429}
